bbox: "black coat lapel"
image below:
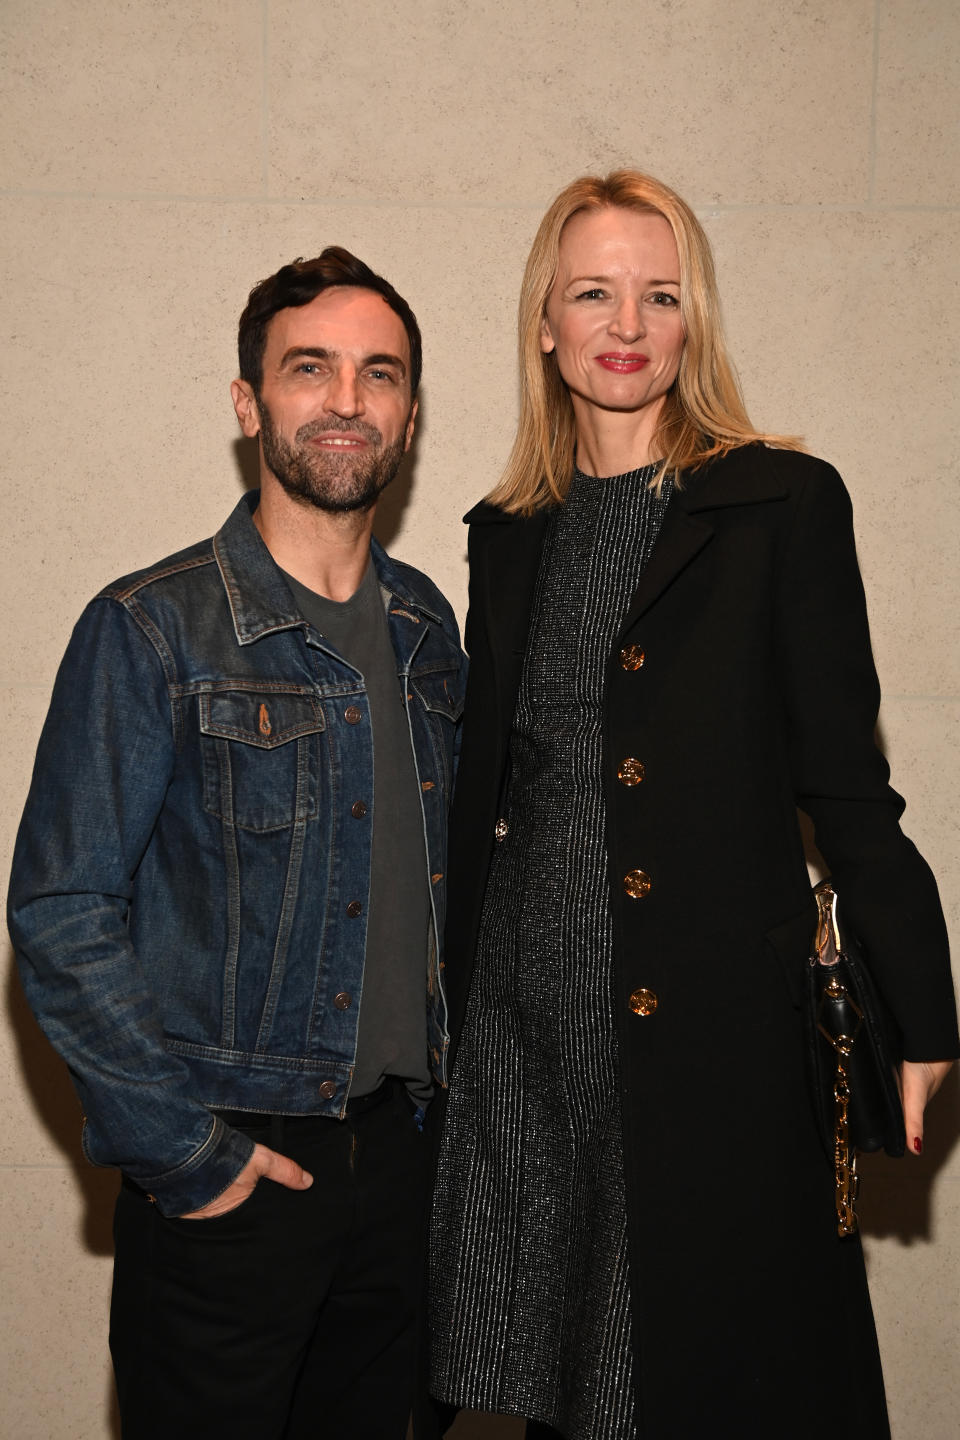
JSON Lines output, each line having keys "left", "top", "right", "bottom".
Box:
{"left": 618, "top": 447, "right": 790, "bottom": 633}
{"left": 618, "top": 500, "right": 714, "bottom": 633}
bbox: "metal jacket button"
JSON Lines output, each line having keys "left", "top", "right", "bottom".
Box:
{"left": 333, "top": 991, "right": 352, "bottom": 1010}
{"left": 617, "top": 758, "right": 645, "bottom": 786}
{"left": 619, "top": 645, "right": 645, "bottom": 671}
{"left": 346, "top": 900, "right": 362, "bottom": 918}
{"left": 623, "top": 869, "right": 652, "bottom": 899}
{"left": 628, "top": 987, "right": 658, "bottom": 1016}
{"left": 318, "top": 1080, "right": 337, "bottom": 1099}
{"left": 344, "top": 705, "right": 363, "bottom": 724}
{"left": 350, "top": 800, "right": 367, "bottom": 818}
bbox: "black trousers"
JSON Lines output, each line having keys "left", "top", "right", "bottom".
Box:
{"left": 110, "top": 1082, "right": 428, "bottom": 1439}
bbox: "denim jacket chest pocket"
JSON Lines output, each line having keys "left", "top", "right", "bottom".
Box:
{"left": 199, "top": 686, "right": 326, "bottom": 833}
{"left": 409, "top": 671, "right": 465, "bottom": 792}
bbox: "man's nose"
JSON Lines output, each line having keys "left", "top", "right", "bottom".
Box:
{"left": 326, "top": 367, "right": 364, "bottom": 417}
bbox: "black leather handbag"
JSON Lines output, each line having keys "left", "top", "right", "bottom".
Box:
{"left": 806, "top": 880, "right": 906, "bottom": 1235}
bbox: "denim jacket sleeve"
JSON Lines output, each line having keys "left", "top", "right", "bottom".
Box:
{"left": 8, "top": 596, "right": 254, "bottom": 1214}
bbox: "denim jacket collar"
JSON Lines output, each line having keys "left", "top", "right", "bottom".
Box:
{"left": 214, "top": 491, "right": 443, "bottom": 646}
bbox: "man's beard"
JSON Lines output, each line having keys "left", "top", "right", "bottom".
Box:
{"left": 257, "top": 401, "right": 408, "bottom": 514}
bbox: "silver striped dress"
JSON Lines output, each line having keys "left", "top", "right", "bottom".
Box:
{"left": 430, "top": 465, "right": 672, "bottom": 1440}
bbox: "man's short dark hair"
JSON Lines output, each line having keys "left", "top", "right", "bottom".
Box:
{"left": 238, "top": 247, "right": 423, "bottom": 397}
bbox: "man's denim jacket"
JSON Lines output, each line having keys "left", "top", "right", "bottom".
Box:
{"left": 9, "top": 493, "right": 466, "bottom": 1214}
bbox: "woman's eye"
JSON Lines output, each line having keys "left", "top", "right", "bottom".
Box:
{"left": 575, "top": 288, "right": 606, "bottom": 301}
{"left": 649, "top": 291, "right": 679, "bottom": 307}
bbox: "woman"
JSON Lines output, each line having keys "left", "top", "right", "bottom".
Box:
{"left": 428, "top": 170, "right": 958, "bottom": 1439}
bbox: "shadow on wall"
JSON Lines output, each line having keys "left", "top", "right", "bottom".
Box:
{"left": 4, "top": 944, "right": 119, "bottom": 1257}
{"left": 858, "top": 1068, "right": 960, "bottom": 1243}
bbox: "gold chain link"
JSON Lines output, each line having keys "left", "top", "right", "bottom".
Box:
{"left": 833, "top": 1052, "right": 859, "bottom": 1235}
{"left": 814, "top": 889, "right": 865, "bottom": 1238}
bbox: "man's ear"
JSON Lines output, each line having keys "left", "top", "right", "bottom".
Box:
{"left": 403, "top": 398, "right": 419, "bottom": 453}
{"left": 231, "top": 379, "right": 261, "bottom": 438}
{"left": 539, "top": 314, "right": 555, "bottom": 354}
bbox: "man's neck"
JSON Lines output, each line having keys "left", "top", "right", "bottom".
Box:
{"left": 253, "top": 479, "right": 375, "bottom": 602}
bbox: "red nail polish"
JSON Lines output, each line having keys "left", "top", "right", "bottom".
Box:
{"left": 913, "top": 1136, "right": 923, "bottom": 1155}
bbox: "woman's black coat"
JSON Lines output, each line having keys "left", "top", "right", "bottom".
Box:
{"left": 438, "top": 444, "right": 958, "bottom": 1437}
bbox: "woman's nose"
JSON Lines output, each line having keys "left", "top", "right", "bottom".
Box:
{"left": 609, "top": 298, "right": 646, "bottom": 343}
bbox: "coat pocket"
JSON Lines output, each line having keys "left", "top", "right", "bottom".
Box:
{"left": 199, "top": 688, "right": 325, "bottom": 833}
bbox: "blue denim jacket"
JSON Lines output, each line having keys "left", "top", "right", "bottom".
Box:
{"left": 9, "top": 493, "right": 465, "bottom": 1214}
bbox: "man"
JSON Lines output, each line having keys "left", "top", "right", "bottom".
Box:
{"left": 8, "top": 249, "right": 465, "bottom": 1438}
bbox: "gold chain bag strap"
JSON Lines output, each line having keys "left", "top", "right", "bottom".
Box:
{"left": 807, "top": 881, "right": 906, "bottom": 1235}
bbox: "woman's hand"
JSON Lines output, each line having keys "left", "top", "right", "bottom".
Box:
{"left": 901, "top": 1060, "right": 954, "bottom": 1155}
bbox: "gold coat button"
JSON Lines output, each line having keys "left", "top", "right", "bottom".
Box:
{"left": 623, "top": 869, "right": 652, "bottom": 899}
{"left": 628, "top": 987, "right": 658, "bottom": 1016}
{"left": 619, "top": 645, "right": 645, "bottom": 671}
{"left": 617, "top": 758, "right": 645, "bottom": 786}
{"left": 494, "top": 818, "right": 509, "bottom": 841}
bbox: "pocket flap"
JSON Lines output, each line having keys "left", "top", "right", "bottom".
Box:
{"left": 199, "top": 690, "right": 325, "bottom": 749}
{"left": 411, "top": 673, "right": 464, "bottom": 722}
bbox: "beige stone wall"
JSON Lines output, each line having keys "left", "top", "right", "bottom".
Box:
{"left": 2, "top": 2, "right": 957, "bottom": 1435}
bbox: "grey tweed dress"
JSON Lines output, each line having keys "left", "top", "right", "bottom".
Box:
{"left": 430, "top": 464, "right": 672, "bottom": 1440}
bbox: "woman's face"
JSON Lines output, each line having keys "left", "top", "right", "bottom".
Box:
{"left": 540, "top": 206, "right": 684, "bottom": 428}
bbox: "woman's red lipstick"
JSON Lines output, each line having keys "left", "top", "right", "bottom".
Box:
{"left": 595, "top": 353, "right": 649, "bottom": 372}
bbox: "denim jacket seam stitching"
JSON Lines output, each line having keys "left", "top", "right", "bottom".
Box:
{"left": 102, "top": 552, "right": 215, "bottom": 603}
{"left": 167, "top": 1038, "right": 348, "bottom": 1072}
{"left": 137, "top": 1115, "right": 220, "bottom": 1185}
{"left": 113, "top": 596, "right": 183, "bottom": 751}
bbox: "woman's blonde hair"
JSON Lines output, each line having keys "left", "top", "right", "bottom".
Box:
{"left": 487, "top": 169, "right": 801, "bottom": 514}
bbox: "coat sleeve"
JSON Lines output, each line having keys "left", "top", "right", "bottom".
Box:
{"left": 7, "top": 597, "right": 254, "bottom": 1213}
{"left": 773, "top": 456, "right": 958, "bottom": 1060}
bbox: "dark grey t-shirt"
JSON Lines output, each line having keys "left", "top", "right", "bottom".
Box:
{"left": 283, "top": 562, "right": 432, "bottom": 1100}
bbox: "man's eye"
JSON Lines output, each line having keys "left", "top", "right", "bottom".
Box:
{"left": 294, "top": 362, "right": 320, "bottom": 374}
{"left": 366, "top": 369, "right": 396, "bottom": 382}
